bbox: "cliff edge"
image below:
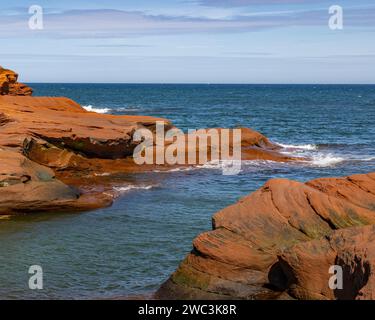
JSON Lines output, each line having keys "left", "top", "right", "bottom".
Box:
{"left": 0, "top": 66, "right": 33, "bottom": 96}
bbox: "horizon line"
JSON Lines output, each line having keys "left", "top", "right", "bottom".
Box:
{"left": 26, "top": 82, "right": 375, "bottom": 85}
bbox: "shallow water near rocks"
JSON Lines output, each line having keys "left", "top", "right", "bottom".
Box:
{"left": 0, "top": 84, "right": 374, "bottom": 299}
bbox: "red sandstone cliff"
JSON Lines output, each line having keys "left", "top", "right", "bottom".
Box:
{"left": 0, "top": 67, "right": 33, "bottom": 96}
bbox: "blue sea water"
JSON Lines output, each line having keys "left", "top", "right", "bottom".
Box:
{"left": 0, "top": 84, "right": 374, "bottom": 299}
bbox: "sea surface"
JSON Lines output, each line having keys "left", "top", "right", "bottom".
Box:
{"left": 0, "top": 84, "right": 374, "bottom": 299}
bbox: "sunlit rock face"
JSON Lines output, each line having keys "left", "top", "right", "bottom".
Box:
{"left": 156, "top": 172, "right": 375, "bottom": 300}
{"left": 0, "top": 67, "right": 33, "bottom": 96}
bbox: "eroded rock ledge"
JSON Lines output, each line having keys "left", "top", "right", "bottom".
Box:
{"left": 0, "top": 67, "right": 32, "bottom": 96}
{"left": 0, "top": 95, "right": 172, "bottom": 214}
{"left": 156, "top": 172, "right": 375, "bottom": 300}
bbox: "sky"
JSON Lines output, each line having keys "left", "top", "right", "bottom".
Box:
{"left": 0, "top": 0, "right": 374, "bottom": 83}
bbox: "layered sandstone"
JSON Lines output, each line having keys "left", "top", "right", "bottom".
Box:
{"left": 156, "top": 172, "right": 375, "bottom": 300}
{"left": 0, "top": 67, "right": 33, "bottom": 96}
{"left": 0, "top": 95, "right": 171, "bottom": 214}
{"left": 0, "top": 96, "right": 171, "bottom": 156}
{"left": 0, "top": 94, "right": 297, "bottom": 178}
{"left": 0, "top": 149, "right": 113, "bottom": 214}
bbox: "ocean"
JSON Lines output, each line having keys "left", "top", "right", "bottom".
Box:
{"left": 0, "top": 84, "right": 374, "bottom": 299}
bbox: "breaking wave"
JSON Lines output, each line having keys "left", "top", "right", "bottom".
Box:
{"left": 117, "top": 106, "right": 141, "bottom": 112}
{"left": 153, "top": 167, "right": 195, "bottom": 173}
{"left": 113, "top": 184, "right": 156, "bottom": 193}
{"left": 308, "top": 154, "right": 345, "bottom": 167}
{"left": 276, "top": 143, "right": 318, "bottom": 151}
{"left": 82, "top": 105, "right": 142, "bottom": 114}
{"left": 82, "top": 105, "right": 111, "bottom": 114}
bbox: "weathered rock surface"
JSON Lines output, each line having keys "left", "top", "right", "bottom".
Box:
{"left": 0, "top": 96, "right": 171, "bottom": 157}
{"left": 0, "top": 149, "right": 113, "bottom": 214}
{"left": 280, "top": 224, "right": 375, "bottom": 300}
{"left": 0, "top": 95, "right": 294, "bottom": 214}
{"left": 0, "top": 67, "right": 32, "bottom": 96}
{"left": 0, "top": 94, "right": 298, "bottom": 177}
{"left": 156, "top": 172, "right": 375, "bottom": 300}
{"left": 0, "top": 94, "right": 171, "bottom": 214}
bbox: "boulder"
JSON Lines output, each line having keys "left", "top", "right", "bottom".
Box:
{"left": 156, "top": 172, "right": 375, "bottom": 300}
{"left": 279, "top": 224, "right": 375, "bottom": 300}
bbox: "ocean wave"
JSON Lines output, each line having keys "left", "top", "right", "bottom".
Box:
{"left": 277, "top": 142, "right": 318, "bottom": 151}
{"left": 346, "top": 156, "right": 375, "bottom": 162}
{"left": 82, "top": 105, "right": 111, "bottom": 114}
{"left": 308, "top": 154, "right": 345, "bottom": 167}
{"left": 198, "top": 160, "right": 243, "bottom": 173}
{"left": 153, "top": 167, "right": 195, "bottom": 173}
{"left": 117, "top": 107, "right": 141, "bottom": 112}
{"left": 113, "top": 184, "right": 156, "bottom": 193}
{"left": 148, "top": 155, "right": 373, "bottom": 173}
{"left": 82, "top": 105, "right": 142, "bottom": 113}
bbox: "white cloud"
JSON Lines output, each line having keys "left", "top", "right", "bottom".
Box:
{"left": 0, "top": 7, "right": 373, "bottom": 39}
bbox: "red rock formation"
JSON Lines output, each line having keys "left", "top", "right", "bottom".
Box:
{"left": 280, "top": 224, "right": 375, "bottom": 300}
{"left": 0, "top": 67, "right": 305, "bottom": 214}
{"left": 0, "top": 92, "right": 300, "bottom": 214}
{"left": 137, "top": 127, "right": 298, "bottom": 169}
{"left": 0, "top": 96, "right": 171, "bottom": 156}
{"left": 0, "top": 95, "right": 298, "bottom": 170}
{"left": 156, "top": 172, "right": 375, "bottom": 300}
{"left": 0, "top": 149, "right": 113, "bottom": 214}
{"left": 0, "top": 67, "right": 33, "bottom": 96}
{"left": 0, "top": 95, "right": 171, "bottom": 214}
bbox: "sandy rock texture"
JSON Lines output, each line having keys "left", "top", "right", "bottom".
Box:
{"left": 156, "top": 173, "right": 375, "bottom": 300}
{"left": 0, "top": 67, "right": 32, "bottom": 96}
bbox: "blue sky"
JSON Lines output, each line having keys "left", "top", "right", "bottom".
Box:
{"left": 1, "top": 0, "right": 374, "bottom": 83}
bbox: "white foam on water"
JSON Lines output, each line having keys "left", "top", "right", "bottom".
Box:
{"left": 309, "top": 154, "right": 345, "bottom": 167}
{"left": 276, "top": 141, "right": 348, "bottom": 167}
{"left": 117, "top": 107, "right": 141, "bottom": 112}
{"left": 82, "top": 105, "right": 111, "bottom": 114}
{"left": 153, "top": 167, "right": 195, "bottom": 173}
{"left": 152, "top": 160, "right": 281, "bottom": 174}
{"left": 198, "top": 160, "right": 242, "bottom": 171}
{"left": 359, "top": 156, "right": 375, "bottom": 161}
{"left": 277, "top": 143, "right": 318, "bottom": 151}
{"left": 113, "top": 184, "right": 155, "bottom": 193}
{"left": 241, "top": 160, "right": 280, "bottom": 166}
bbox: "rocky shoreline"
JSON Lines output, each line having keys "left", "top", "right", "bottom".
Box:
{"left": 0, "top": 67, "right": 299, "bottom": 215}
{"left": 1, "top": 67, "right": 374, "bottom": 300}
